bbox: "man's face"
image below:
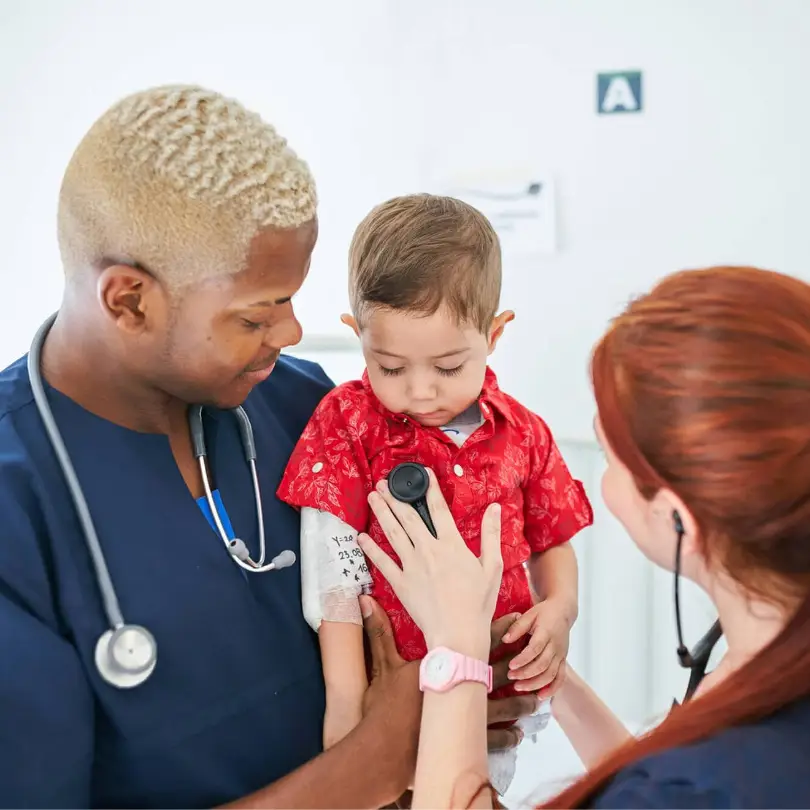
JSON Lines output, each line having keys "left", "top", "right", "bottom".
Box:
{"left": 140, "top": 220, "right": 316, "bottom": 409}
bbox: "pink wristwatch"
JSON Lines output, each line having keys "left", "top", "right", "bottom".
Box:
{"left": 419, "top": 646, "right": 493, "bottom": 694}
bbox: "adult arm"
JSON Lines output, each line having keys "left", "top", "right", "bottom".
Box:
{"left": 551, "top": 665, "right": 633, "bottom": 768}
{"left": 359, "top": 473, "right": 503, "bottom": 809}
{"left": 0, "top": 590, "right": 95, "bottom": 807}
{"left": 223, "top": 602, "right": 421, "bottom": 809}
{"left": 225, "top": 603, "right": 537, "bottom": 809}
{"left": 0, "top": 476, "right": 96, "bottom": 808}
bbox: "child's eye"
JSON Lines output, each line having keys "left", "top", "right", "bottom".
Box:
{"left": 437, "top": 364, "right": 464, "bottom": 377}
{"left": 379, "top": 366, "right": 404, "bottom": 377}
{"left": 241, "top": 318, "right": 264, "bottom": 331}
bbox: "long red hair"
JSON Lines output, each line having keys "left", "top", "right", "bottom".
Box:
{"left": 545, "top": 266, "right": 810, "bottom": 808}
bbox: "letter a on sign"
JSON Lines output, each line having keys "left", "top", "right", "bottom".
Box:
{"left": 597, "top": 71, "right": 643, "bottom": 114}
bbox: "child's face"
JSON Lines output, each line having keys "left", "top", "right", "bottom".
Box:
{"left": 356, "top": 306, "right": 498, "bottom": 426}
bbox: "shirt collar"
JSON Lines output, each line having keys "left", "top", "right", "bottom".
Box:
{"left": 360, "top": 366, "right": 517, "bottom": 427}
{"left": 479, "top": 366, "right": 517, "bottom": 426}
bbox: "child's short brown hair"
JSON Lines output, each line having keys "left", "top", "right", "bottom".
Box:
{"left": 348, "top": 194, "right": 501, "bottom": 333}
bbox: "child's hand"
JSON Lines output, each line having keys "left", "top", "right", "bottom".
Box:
{"left": 502, "top": 598, "right": 574, "bottom": 697}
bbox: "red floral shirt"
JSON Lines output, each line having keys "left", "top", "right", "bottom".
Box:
{"left": 278, "top": 368, "right": 593, "bottom": 676}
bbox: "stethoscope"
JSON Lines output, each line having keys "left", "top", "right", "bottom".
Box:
{"left": 673, "top": 510, "right": 723, "bottom": 700}
{"left": 27, "top": 313, "right": 296, "bottom": 690}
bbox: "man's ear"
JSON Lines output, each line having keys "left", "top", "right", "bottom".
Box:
{"left": 340, "top": 313, "right": 361, "bottom": 338}
{"left": 488, "top": 310, "right": 515, "bottom": 353}
{"left": 97, "top": 264, "right": 163, "bottom": 335}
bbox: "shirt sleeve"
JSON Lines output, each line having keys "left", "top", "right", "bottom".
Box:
{"left": 594, "top": 767, "right": 732, "bottom": 809}
{"left": 522, "top": 415, "right": 594, "bottom": 553}
{"left": 0, "top": 479, "right": 95, "bottom": 808}
{"left": 277, "top": 388, "right": 372, "bottom": 533}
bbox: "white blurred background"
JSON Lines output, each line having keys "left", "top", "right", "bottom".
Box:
{"left": 2, "top": 0, "right": 807, "bottom": 801}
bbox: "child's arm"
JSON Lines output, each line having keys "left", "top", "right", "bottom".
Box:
{"left": 319, "top": 622, "right": 368, "bottom": 748}
{"left": 276, "top": 386, "right": 377, "bottom": 748}
{"left": 301, "top": 507, "right": 373, "bottom": 749}
{"left": 550, "top": 664, "right": 633, "bottom": 767}
{"left": 529, "top": 542, "right": 579, "bottom": 620}
{"left": 503, "top": 414, "right": 593, "bottom": 695}
{"left": 502, "top": 544, "right": 579, "bottom": 694}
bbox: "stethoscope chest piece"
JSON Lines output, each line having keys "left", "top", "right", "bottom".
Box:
{"left": 388, "top": 462, "right": 438, "bottom": 537}
{"left": 388, "top": 462, "right": 429, "bottom": 503}
{"left": 95, "top": 625, "right": 158, "bottom": 689}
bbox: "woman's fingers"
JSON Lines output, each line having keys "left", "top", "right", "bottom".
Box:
{"left": 423, "top": 468, "right": 461, "bottom": 540}
{"left": 479, "top": 502, "right": 503, "bottom": 579}
{"left": 367, "top": 490, "right": 415, "bottom": 563}
{"left": 358, "top": 531, "right": 403, "bottom": 589}
{"left": 373, "top": 482, "right": 436, "bottom": 547}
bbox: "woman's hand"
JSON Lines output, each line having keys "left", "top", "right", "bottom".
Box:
{"left": 358, "top": 469, "right": 503, "bottom": 661}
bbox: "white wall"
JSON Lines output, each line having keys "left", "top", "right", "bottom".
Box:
{"left": 0, "top": 0, "right": 795, "bottom": 790}
{"left": 4, "top": 1, "right": 809, "bottom": 439}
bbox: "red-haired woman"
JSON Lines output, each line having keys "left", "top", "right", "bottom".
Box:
{"left": 359, "top": 266, "right": 810, "bottom": 808}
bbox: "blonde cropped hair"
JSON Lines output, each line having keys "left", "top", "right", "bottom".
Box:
{"left": 58, "top": 84, "right": 317, "bottom": 289}
{"left": 348, "top": 194, "right": 501, "bottom": 333}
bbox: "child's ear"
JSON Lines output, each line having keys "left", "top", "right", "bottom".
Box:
{"left": 488, "top": 310, "right": 515, "bottom": 353}
{"left": 340, "top": 313, "right": 361, "bottom": 338}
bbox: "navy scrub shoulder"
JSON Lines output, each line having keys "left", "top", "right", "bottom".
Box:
{"left": 594, "top": 697, "right": 810, "bottom": 809}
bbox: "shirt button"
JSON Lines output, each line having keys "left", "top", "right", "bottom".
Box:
{"left": 453, "top": 464, "right": 464, "bottom": 477}
{"left": 312, "top": 462, "right": 324, "bottom": 473}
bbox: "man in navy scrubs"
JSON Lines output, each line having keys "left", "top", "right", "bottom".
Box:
{"left": 0, "top": 85, "right": 534, "bottom": 809}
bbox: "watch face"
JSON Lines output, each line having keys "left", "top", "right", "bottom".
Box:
{"left": 424, "top": 650, "right": 454, "bottom": 686}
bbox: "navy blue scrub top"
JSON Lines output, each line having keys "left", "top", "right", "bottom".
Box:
{"left": 0, "top": 354, "right": 333, "bottom": 808}
{"left": 593, "top": 697, "right": 810, "bottom": 808}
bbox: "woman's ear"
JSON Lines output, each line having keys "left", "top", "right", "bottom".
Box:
{"left": 340, "top": 313, "right": 360, "bottom": 338}
{"left": 488, "top": 310, "right": 515, "bottom": 353}
{"left": 653, "top": 489, "right": 700, "bottom": 557}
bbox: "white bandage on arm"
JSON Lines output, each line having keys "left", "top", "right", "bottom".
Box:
{"left": 300, "top": 507, "right": 373, "bottom": 632}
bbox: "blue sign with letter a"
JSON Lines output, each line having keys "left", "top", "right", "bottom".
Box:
{"left": 597, "top": 71, "right": 643, "bottom": 114}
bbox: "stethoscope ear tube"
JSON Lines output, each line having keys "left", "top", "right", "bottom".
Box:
{"left": 28, "top": 314, "right": 161, "bottom": 689}
{"left": 28, "top": 313, "right": 127, "bottom": 632}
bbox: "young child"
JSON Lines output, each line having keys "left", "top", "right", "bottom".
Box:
{"left": 278, "top": 194, "right": 593, "bottom": 794}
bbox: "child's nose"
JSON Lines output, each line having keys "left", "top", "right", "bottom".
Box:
{"left": 407, "top": 372, "right": 437, "bottom": 401}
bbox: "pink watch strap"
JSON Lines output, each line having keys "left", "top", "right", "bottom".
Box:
{"left": 461, "top": 653, "right": 493, "bottom": 692}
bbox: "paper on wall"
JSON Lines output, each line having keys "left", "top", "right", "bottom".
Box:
{"left": 437, "top": 171, "right": 557, "bottom": 256}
